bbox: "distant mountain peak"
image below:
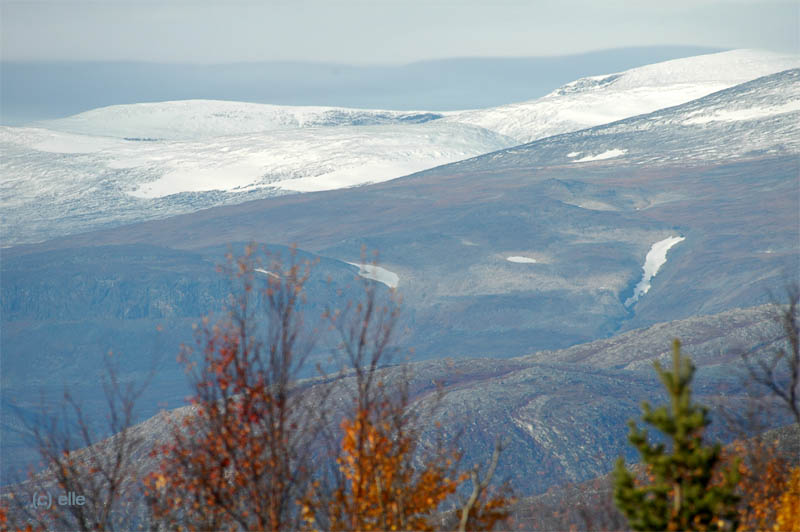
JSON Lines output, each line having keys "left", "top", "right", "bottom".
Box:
{"left": 446, "top": 48, "right": 800, "bottom": 143}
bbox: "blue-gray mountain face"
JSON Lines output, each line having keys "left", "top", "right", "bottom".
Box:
{"left": 1, "top": 59, "right": 798, "bottom": 491}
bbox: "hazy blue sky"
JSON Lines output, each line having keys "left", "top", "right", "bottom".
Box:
{"left": 1, "top": 0, "right": 797, "bottom": 64}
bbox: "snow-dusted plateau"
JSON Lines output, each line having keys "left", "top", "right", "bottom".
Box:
{"left": 2, "top": 49, "right": 798, "bottom": 246}
{"left": 2, "top": 49, "right": 799, "bottom": 496}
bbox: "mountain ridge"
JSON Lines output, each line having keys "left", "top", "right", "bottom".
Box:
{"left": 3, "top": 50, "right": 797, "bottom": 247}
{"left": 3, "top": 303, "right": 792, "bottom": 497}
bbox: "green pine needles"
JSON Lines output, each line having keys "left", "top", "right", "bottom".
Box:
{"left": 614, "top": 339, "right": 740, "bottom": 531}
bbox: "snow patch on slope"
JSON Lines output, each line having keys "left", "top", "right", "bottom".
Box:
{"left": 625, "top": 236, "right": 685, "bottom": 307}
{"left": 275, "top": 160, "right": 427, "bottom": 193}
{"left": 346, "top": 263, "right": 400, "bottom": 288}
{"left": 574, "top": 149, "right": 627, "bottom": 162}
{"left": 255, "top": 268, "right": 280, "bottom": 279}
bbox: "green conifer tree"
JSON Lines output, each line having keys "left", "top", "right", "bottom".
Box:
{"left": 613, "top": 339, "right": 740, "bottom": 531}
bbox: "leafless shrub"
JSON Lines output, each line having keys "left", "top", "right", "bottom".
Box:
{"left": 3, "top": 357, "right": 150, "bottom": 531}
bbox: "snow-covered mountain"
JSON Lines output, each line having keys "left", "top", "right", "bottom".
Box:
{"left": 441, "top": 68, "right": 800, "bottom": 173}
{"left": 2, "top": 49, "right": 797, "bottom": 247}
{"left": 36, "top": 101, "right": 447, "bottom": 140}
{"left": 0, "top": 122, "right": 515, "bottom": 245}
{"left": 444, "top": 49, "right": 800, "bottom": 143}
{"left": 34, "top": 50, "right": 798, "bottom": 145}
{"left": 1, "top": 120, "right": 512, "bottom": 198}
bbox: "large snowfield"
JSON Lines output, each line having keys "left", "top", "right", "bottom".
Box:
{"left": 1, "top": 49, "right": 799, "bottom": 246}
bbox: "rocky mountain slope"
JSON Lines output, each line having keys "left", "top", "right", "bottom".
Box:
{"left": 4, "top": 304, "right": 794, "bottom": 505}
{"left": 507, "top": 423, "right": 800, "bottom": 530}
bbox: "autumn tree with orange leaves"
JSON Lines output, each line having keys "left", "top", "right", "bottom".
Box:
{"left": 722, "top": 437, "right": 800, "bottom": 531}
{"left": 145, "top": 245, "right": 329, "bottom": 531}
{"left": 145, "top": 245, "right": 511, "bottom": 531}
{"left": 719, "top": 287, "right": 800, "bottom": 531}
{"left": 774, "top": 467, "right": 800, "bottom": 531}
{"left": 300, "top": 271, "right": 511, "bottom": 531}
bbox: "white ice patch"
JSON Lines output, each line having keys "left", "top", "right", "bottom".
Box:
{"left": 625, "top": 236, "right": 685, "bottom": 307}
{"left": 346, "top": 262, "right": 400, "bottom": 289}
{"left": 255, "top": 268, "right": 280, "bottom": 279}
{"left": 574, "top": 149, "right": 627, "bottom": 162}
{"left": 506, "top": 256, "right": 538, "bottom": 263}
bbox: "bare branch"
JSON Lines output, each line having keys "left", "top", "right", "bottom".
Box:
{"left": 742, "top": 285, "right": 800, "bottom": 424}
{"left": 459, "top": 439, "right": 506, "bottom": 532}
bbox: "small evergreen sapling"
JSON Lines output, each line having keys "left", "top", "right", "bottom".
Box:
{"left": 614, "top": 339, "right": 740, "bottom": 531}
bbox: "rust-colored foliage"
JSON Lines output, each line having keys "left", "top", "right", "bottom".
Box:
{"left": 146, "top": 245, "right": 510, "bottom": 531}
{"left": 723, "top": 288, "right": 800, "bottom": 532}
{"left": 727, "top": 438, "right": 787, "bottom": 531}
{"left": 145, "top": 245, "right": 323, "bottom": 532}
